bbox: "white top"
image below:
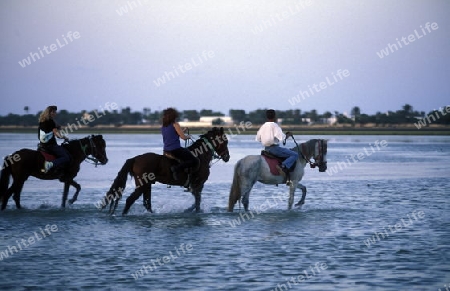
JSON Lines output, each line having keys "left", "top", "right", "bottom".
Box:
{"left": 255, "top": 122, "right": 284, "bottom": 147}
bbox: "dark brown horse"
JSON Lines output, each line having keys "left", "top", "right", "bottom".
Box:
{"left": 0, "top": 135, "right": 108, "bottom": 210}
{"left": 101, "top": 127, "right": 230, "bottom": 215}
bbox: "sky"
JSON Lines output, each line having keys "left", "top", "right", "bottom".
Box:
{"left": 0, "top": 0, "right": 449, "bottom": 117}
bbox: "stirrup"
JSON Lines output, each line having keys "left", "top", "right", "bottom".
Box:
{"left": 284, "top": 172, "right": 292, "bottom": 186}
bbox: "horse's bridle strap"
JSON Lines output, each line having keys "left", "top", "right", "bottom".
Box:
{"left": 79, "top": 136, "right": 101, "bottom": 166}
{"left": 202, "top": 137, "right": 220, "bottom": 160}
{"left": 300, "top": 141, "right": 318, "bottom": 168}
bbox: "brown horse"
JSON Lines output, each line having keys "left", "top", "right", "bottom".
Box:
{"left": 0, "top": 135, "right": 108, "bottom": 210}
{"left": 101, "top": 127, "right": 230, "bottom": 215}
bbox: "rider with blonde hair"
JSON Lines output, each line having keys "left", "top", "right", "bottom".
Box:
{"left": 38, "top": 105, "right": 70, "bottom": 173}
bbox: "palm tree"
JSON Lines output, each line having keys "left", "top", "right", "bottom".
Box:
{"left": 402, "top": 104, "right": 413, "bottom": 122}
{"left": 351, "top": 106, "right": 361, "bottom": 125}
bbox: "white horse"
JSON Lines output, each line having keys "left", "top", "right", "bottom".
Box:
{"left": 228, "top": 139, "right": 328, "bottom": 212}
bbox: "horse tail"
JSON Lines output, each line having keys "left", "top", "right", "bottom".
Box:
{"left": 0, "top": 157, "right": 12, "bottom": 199}
{"left": 99, "top": 158, "right": 135, "bottom": 209}
{"left": 228, "top": 159, "right": 242, "bottom": 212}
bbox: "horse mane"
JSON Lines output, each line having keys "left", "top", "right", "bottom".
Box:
{"left": 62, "top": 138, "right": 77, "bottom": 150}
{"left": 290, "top": 139, "right": 315, "bottom": 158}
{"left": 187, "top": 128, "right": 216, "bottom": 149}
{"left": 290, "top": 139, "right": 327, "bottom": 159}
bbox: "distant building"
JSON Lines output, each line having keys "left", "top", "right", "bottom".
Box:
{"left": 179, "top": 116, "right": 233, "bottom": 127}
{"left": 199, "top": 116, "right": 233, "bottom": 124}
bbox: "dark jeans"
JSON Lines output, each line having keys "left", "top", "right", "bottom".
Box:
{"left": 168, "top": 147, "right": 199, "bottom": 172}
{"left": 264, "top": 145, "right": 299, "bottom": 169}
{"left": 44, "top": 144, "right": 70, "bottom": 168}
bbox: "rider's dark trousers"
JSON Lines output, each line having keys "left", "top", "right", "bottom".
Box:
{"left": 44, "top": 144, "right": 70, "bottom": 168}
{"left": 168, "top": 147, "right": 199, "bottom": 172}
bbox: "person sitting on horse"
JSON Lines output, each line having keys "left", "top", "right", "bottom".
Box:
{"left": 38, "top": 105, "right": 70, "bottom": 173}
{"left": 161, "top": 108, "right": 199, "bottom": 185}
{"left": 256, "top": 109, "right": 298, "bottom": 178}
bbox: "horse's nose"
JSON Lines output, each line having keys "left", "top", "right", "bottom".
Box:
{"left": 223, "top": 153, "right": 230, "bottom": 162}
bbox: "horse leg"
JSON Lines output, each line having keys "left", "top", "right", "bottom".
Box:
{"left": 68, "top": 180, "right": 81, "bottom": 205}
{"left": 11, "top": 181, "right": 25, "bottom": 209}
{"left": 61, "top": 182, "right": 70, "bottom": 208}
{"left": 242, "top": 189, "right": 251, "bottom": 212}
{"left": 2, "top": 182, "right": 23, "bottom": 210}
{"left": 193, "top": 190, "right": 201, "bottom": 213}
{"left": 122, "top": 187, "right": 142, "bottom": 215}
{"left": 1, "top": 188, "right": 13, "bottom": 210}
{"left": 185, "top": 185, "right": 203, "bottom": 213}
{"left": 288, "top": 183, "right": 297, "bottom": 210}
{"left": 295, "top": 183, "right": 307, "bottom": 207}
{"left": 110, "top": 197, "right": 121, "bottom": 215}
{"left": 241, "top": 180, "right": 256, "bottom": 212}
{"left": 142, "top": 184, "right": 152, "bottom": 213}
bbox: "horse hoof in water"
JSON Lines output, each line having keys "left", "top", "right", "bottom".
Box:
{"left": 184, "top": 205, "right": 202, "bottom": 213}
{"left": 295, "top": 201, "right": 305, "bottom": 207}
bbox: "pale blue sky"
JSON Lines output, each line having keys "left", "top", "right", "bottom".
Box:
{"left": 0, "top": 0, "right": 449, "bottom": 116}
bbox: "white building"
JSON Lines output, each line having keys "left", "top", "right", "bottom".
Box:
{"left": 179, "top": 116, "right": 234, "bottom": 127}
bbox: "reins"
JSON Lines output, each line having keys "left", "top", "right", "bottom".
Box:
{"left": 68, "top": 136, "right": 102, "bottom": 167}
{"left": 284, "top": 134, "right": 317, "bottom": 169}
{"left": 186, "top": 130, "right": 223, "bottom": 168}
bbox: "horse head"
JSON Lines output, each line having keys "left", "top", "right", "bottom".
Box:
{"left": 78, "top": 135, "right": 108, "bottom": 165}
{"left": 297, "top": 139, "right": 327, "bottom": 172}
{"left": 313, "top": 139, "right": 327, "bottom": 172}
{"left": 202, "top": 127, "right": 230, "bottom": 162}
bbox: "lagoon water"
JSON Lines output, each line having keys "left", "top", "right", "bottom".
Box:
{"left": 0, "top": 133, "right": 449, "bottom": 290}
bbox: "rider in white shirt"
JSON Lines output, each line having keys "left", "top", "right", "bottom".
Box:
{"left": 256, "top": 109, "right": 299, "bottom": 177}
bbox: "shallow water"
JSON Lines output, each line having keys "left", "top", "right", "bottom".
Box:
{"left": 0, "top": 133, "right": 449, "bottom": 290}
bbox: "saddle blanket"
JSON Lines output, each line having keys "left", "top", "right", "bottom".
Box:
{"left": 261, "top": 155, "right": 282, "bottom": 176}
{"left": 40, "top": 151, "right": 56, "bottom": 161}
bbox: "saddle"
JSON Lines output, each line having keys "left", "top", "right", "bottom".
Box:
{"left": 261, "top": 150, "right": 296, "bottom": 177}
{"left": 163, "top": 151, "right": 181, "bottom": 163}
{"left": 163, "top": 151, "right": 198, "bottom": 189}
{"left": 37, "top": 144, "right": 57, "bottom": 162}
{"left": 37, "top": 144, "right": 69, "bottom": 176}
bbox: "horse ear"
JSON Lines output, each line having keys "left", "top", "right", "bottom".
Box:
{"left": 220, "top": 127, "right": 224, "bottom": 134}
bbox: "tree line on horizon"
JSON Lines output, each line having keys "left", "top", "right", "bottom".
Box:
{"left": 0, "top": 104, "right": 449, "bottom": 127}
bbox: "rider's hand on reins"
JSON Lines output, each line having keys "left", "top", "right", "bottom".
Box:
{"left": 283, "top": 131, "right": 293, "bottom": 145}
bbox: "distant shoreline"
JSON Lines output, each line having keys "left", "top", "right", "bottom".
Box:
{"left": 0, "top": 125, "right": 449, "bottom": 135}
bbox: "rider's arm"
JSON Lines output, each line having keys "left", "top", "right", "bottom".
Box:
{"left": 52, "top": 128, "right": 68, "bottom": 140}
{"left": 173, "top": 122, "right": 190, "bottom": 140}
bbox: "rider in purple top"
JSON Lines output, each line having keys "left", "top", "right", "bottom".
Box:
{"left": 161, "top": 108, "right": 199, "bottom": 183}
{"left": 162, "top": 123, "right": 182, "bottom": 151}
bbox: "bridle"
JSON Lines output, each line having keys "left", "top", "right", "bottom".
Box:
{"left": 304, "top": 139, "right": 327, "bottom": 170}
{"left": 285, "top": 135, "right": 326, "bottom": 169}
{"left": 188, "top": 130, "right": 230, "bottom": 167}
{"left": 202, "top": 134, "right": 230, "bottom": 166}
{"left": 77, "top": 135, "right": 106, "bottom": 166}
